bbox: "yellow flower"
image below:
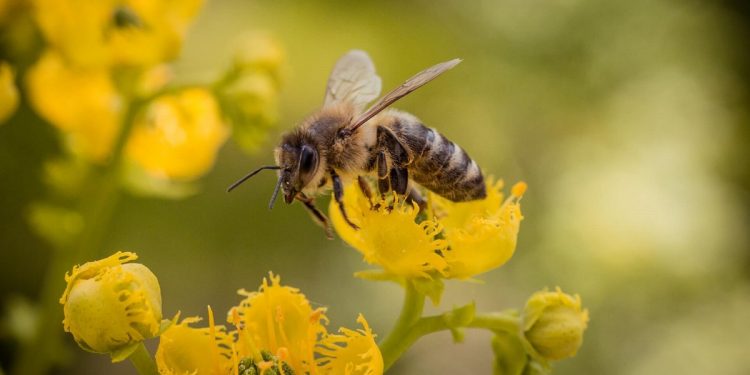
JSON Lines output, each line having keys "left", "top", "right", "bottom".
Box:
{"left": 521, "top": 288, "right": 589, "bottom": 361}
{"left": 433, "top": 180, "right": 526, "bottom": 279}
{"left": 221, "top": 72, "right": 279, "bottom": 152}
{"left": 33, "top": 0, "right": 204, "bottom": 68}
{"left": 0, "top": 61, "right": 19, "bottom": 124}
{"left": 156, "top": 309, "right": 234, "bottom": 375}
{"left": 126, "top": 88, "right": 229, "bottom": 180}
{"left": 60, "top": 251, "right": 162, "bottom": 356}
{"left": 330, "top": 184, "right": 449, "bottom": 279}
{"left": 229, "top": 273, "right": 327, "bottom": 373}
{"left": 229, "top": 273, "right": 383, "bottom": 375}
{"left": 26, "top": 50, "right": 122, "bottom": 162}
{"left": 317, "top": 314, "right": 383, "bottom": 375}
{"left": 330, "top": 179, "right": 525, "bottom": 280}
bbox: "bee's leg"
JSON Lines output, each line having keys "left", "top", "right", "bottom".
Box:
{"left": 376, "top": 150, "right": 391, "bottom": 196}
{"left": 357, "top": 176, "right": 375, "bottom": 209}
{"left": 406, "top": 185, "right": 427, "bottom": 211}
{"left": 296, "top": 194, "right": 333, "bottom": 239}
{"left": 390, "top": 167, "right": 409, "bottom": 196}
{"left": 330, "top": 169, "right": 360, "bottom": 230}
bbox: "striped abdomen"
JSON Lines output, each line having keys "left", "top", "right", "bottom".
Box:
{"left": 386, "top": 113, "right": 486, "bottom": 202}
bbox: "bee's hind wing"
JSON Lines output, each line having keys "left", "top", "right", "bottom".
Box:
{"left": 324, "top": 50, "right": 382, "bottom": 113}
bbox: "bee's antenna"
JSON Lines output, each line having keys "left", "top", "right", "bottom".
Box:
{"left": 268, "top": 175, "right": 283, "bottom": 210}
{"left": 227, "top": 165, "right": 280, "bottom": 192}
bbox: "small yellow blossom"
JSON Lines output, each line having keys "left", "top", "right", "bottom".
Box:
{"left": 521, "top": 287, "right": 589, "bottom": 361}
{"left": 317, "top": 314, "right": 383, "bottom": 375}
{"left": 156, "top": 311, "right": 234, "bottom": 375}
{"left": 330, "top": 184, "right": 449, "bottom": 279}
{"left": 26, "top": 51, "right": 122, "bottom": 162}
{"left": 330, "top": 179, "right": 525, "bottom": 280}
{"left": 60, "top": 251, "right": 162, "bottom": 356}
{"left": 226, "top": 273, "right": 383, "bottom": 375}
{"left": 0, "top": 61, "right": 19, "bottom": 124}
{"left": 229, "top": 273, "right": 327, "bottom": 373}
{"left": 33, "top": 0, "right": 204, "bottom": 68}
{"left": 126, "top": 88, "right": 229, "bottom": 180}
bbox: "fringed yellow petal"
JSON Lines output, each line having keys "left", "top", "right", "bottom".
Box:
{"left": 228, "top": 273, "right": 327, "bottom": 373}
{"left": 60, "top": 252, "right": 162, "bottom": 354}
{"left": 317, "top": 314, "right": 383, "bottom": 375}
{"left": 330, "top": 184, "right": 448, "bottom": 279}
{"left": 156, "top": 313, "right": 234, "bottom": 375}
{"left": 126, "top": 88, "right": 229, "bottom": 180}
{"left": 441, "top": 181, "right": 525, "bottom": 279}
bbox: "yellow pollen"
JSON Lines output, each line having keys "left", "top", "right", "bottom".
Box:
{"left": 511, "top": 181, "right": 527, "bottom": 198}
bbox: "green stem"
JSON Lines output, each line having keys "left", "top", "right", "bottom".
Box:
{"left": 378, "top": 281, "right": 426, "bottom": 371}
{"left": 11, "top": 100, "right": 144, "bottom": 375}
{"left": 381, "top": 308, "right": 520, "bottom": 372}
{"left": 128, "top": 343, "right": 159, "bottom": 375}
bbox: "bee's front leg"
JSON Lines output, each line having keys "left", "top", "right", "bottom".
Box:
{"left": 296, "top": 194, "right": 333, "bottom": 239}
{"left": 330, "top": 169, "right": 360, "bottom": 230}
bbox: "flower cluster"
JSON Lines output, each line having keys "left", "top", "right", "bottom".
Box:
{"left": 60, "top": 253, "right": 383, "bottom": 375}
{"left": 330, "top": 179, "right": 526, "bottom": 281}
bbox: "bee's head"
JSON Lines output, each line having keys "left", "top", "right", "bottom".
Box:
{"left": 276, "top": 135, "right": 320, "bottom": 204}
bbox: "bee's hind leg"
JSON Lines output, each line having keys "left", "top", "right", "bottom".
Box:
{"left": 406, "top": 185, "right": 427, "bottom": 212}
{"left": 330, "top": 169, "right": 360, "bottom": 230}
{"left": 296, "top": 194, "right": 333, "bottom": 239}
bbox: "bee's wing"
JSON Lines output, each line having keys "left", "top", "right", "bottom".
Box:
{"left": 324, "top": 50, "right": 382, "bottom": 112}
{"left": 345, "top": 58, "right": 461, "bottom": 134}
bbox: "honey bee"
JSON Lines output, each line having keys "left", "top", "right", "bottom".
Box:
{"left": 228, "top": 50, "right": 486, "bottom": 237}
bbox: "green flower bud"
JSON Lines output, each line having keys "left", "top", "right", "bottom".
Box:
{"left": 521, "top": 288, "right": 589, "bottom": 361}
{"left": 60, "top": 252, "right": 162, "bottom": 357}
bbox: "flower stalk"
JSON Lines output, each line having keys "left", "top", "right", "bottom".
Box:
{"left": 378, "top": 281, "right": 425, "bottom": 370}
{"left": 129, "top": 343, "right": 159, "bottom": 375}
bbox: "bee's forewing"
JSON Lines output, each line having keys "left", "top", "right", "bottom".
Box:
{"left": 346, "top": 58, "right": 461, "bottom": 134}
{"left": 324, "top": 50, "right": 382, "bottom": 113}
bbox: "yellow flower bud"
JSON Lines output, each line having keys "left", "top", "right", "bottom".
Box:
{"left": 0, "top": 61, "right": 19, "bottom": 124}
{"left": 521, "top": 288, "right": 589, "bottom": 361}
{"left": 126, "top": 88, "right": 229, "bottom": 180}
{"left": 60, "top": 252, "right": 162, "bottom": 356}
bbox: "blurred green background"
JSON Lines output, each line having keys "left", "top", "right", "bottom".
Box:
{"left": 2, "top": 0, "right": 749, "bottom": 373}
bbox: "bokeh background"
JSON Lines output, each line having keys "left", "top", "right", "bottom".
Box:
{"left": 2, "top": 0, "right": 749, "bottom": 374}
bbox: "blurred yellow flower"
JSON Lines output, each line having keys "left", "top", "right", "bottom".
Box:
{"left": 433, "top": 180, "right": 526, "bottom": 279}
{"left": 317, "top": 314, "right": 383, "bottom": 375}
{"left": 33, "top": 0, "right": 204, "bottom": 68}
{"left": 0, "top": 61, "right": 19, "bottom": 124}
{"left": 330, "top": 179, "right": 525, "bottom": 280}
{"left": 233, "top": 32, "right": 285, "bottom": 80}
{"left": 126, "top": 88, "right": 229, "bottom": 180}
{"left": 156, "top": 312, "right": 234, "bottom": 375}
{"left": 521, "top": 287, "right": 589, "bottom": 361}
{"left": 330, "top": 184, "right": 449, "bottom": 279}
{"left": 59, "top": 251, "right": 162, "bottom": 356}
{"left": 26, "top": 51, "right": 122, "bottom": 162}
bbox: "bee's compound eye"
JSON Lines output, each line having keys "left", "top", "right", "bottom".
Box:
{"left": 299, "top": 145, "right": 317, "bottom": 174}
